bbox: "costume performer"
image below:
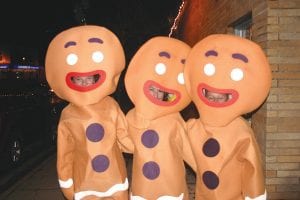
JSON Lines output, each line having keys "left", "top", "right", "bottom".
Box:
{"left": 184, "top": 34, "right": 271, "bottom": 200}
{"left": 45, "top": 25, "right": 131, "bottom": 200}
{"left": 124, "top": 36, "right": 196, "bottom": 200}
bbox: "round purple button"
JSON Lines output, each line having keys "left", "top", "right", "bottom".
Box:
{"left": 142, "top": 161, "right": 160, "bottom": 180}
{"left": 91, "top": 154, "right": 109, "bottom": 173}
{"left": 86, "top": 123, "right": 104, "bottom": 142}
{"left": 202, "top": 170, "right": 219, "bottom": 189}
{"left": 202, "top": 138, "right": 220, "bottom": 157}
{"left": 141, "top": 130, "right": 159, "bottom": 148}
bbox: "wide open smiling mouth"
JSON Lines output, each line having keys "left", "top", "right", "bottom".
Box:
{"left": 197, "top": 83, "right": 238, "bottom": 107}
{"left": 143, "top": 80, "right": 181, "bottom": 106}
{"left": 66, "top": 70, "right": 106, "bottom": 92}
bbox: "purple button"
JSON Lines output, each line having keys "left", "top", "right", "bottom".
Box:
{"left": 202, "top": 170, "right": 219, "bottom": 189}
{"left": 141, "top": 130, "right": 159, "bottom": 148}
{"left": 86, "top": 123, "right": 104, "bottom": 142}
{"left": 91, "top": 154, "right": 109, "bottom": 173}
{"left": 142, "top": 161, "right": 160, "bottom": 180}
{"left": 202, "top": 138, "right": 220, "bottom": 157}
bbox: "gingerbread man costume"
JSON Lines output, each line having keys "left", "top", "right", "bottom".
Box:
{"left": 45, "top": 25, "right": 131, "bottom": 200}
{"left": 184, "top": 34, "right": 271, "bottom": 200}
{"left": 124, "top": 36, "right": 196, "bottom": 200}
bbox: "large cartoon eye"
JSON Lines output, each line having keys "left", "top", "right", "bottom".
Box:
{"left": 92, "top": 51, "right": 104, "bottom": 63}
{"left": 177, "top": 72, "right": 185, "bottom": 85}
{"left": 231, "top": 67, "right": 244, "bottom": 81}
{"left": 155, "top": 63, "right": 166, "bottom": 75}
{"left": 204, "top": 63, "right": 216, "bottom": 76}
{"left": 66, "top": 53, "right": 78, "bottom": 66}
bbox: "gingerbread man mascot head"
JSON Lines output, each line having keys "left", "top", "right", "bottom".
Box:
{"left": 125, "top": 36, "right": 191, "bottom": 120}
{"left": 184, "top": 34, "right": 271, "bottom": 127}
{"left": 46, "top": 25, "right": 125, "bottom": 106}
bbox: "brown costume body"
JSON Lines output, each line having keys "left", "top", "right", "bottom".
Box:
{"left": 184, "top": 34, "right": 271, "bottom": 200}
{"left": 124, "top": 37, "right": 196, "bottom": 200}
{"left": 58, "top": 97, "right": 128, "bottom": 200}
{"left": 187, "top": 117, "right": 265, "bottom": 199}
{"left": 45, "top": 25, "right": 130, "bottom": 200}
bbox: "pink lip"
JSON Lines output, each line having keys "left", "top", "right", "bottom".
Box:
{"left": 66, "top": 70, "right": 106, "bottom": 92}
{"left": 197, "top": 83, "right": 239, "bottom": 107}
{"left": 143, "top": 80, "right": 181, "bottom": 106}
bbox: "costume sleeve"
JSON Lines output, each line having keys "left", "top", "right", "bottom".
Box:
{"left": 180, "top": 119, "right": 197, "bottom": 172}
{"left": 238, "top": 132, "right": 266, "bottom": 199}
{"left": 116, "top": 106, "right": 134, "bottom": 153}
{"left": 56, "top": 120, "right": 75, "bottom": 200}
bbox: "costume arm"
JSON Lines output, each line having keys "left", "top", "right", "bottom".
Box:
{"left": 238, "top": 132, "right": 266, "bottom": 200}
{"left": 183, "top": 118, "right": 198, "bottom": 172}
{"left": 57, "top": 120, "right": 75, "bottom": 200}
{"left": 116, "top": 106, "right": 134, "bottom": 153}
{"left": 180, "top": 119, "right": 197, "bottom": 172}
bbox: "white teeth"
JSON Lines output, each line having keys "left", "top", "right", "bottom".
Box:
{"left": 228, "top": 94, "right": 232, "bottom": 100}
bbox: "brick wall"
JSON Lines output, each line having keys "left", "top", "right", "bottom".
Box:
{"left": 251, "top": 0, "right": 269, "bottom": 183}
{"left": 264, "top": 0, "right": 300, "bottom": 199}
{"left": 180, "top": 0, "right": 300, "bottom": 199}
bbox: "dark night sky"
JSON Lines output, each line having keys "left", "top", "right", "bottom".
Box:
{"left": 0, "top": 0, "right": 182, "bottom": 112}
{"left": 0, "top": 0, "right": 182, "bottom": 61}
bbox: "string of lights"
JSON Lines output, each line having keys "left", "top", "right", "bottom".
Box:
{"left": 168, "top": 0, "right": 186, "bottom": 38}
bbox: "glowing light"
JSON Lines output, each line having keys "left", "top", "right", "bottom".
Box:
{"left": 168, "top": 0, "right": 186, "bottom": 37}
{"left": 0, "top": 64, "right": 9, "bottom": 69}
{"left": 14, "top": 65, "right": 41, "bottom": 70}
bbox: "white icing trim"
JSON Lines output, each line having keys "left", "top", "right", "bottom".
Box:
{"left": 59, "top": 178, "right": 73, "bottom": 188}
{"left": 245, "top": 190, "right": 267, "bottom": 200}
{"left": 157, "top": 193, "right": 184, "bottom": 200}
{"left": 131, "top": 193, "right": 184, "bottom": 200}
{"left": 74, "top": 178, "right": 129, "bottom": 200}
{"left": 130, "top": 194, "right": 147, "bottom": 200}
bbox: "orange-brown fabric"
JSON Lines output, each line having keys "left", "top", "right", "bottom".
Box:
{"left": 58, "top": 97, "right": 129, "bottom": 200}
{"left": 124, "top": 36, "right": 196, "bottom": 199}
{"left": 184, "top": 34, "right": 271, "bottom": 127}
{"left": 46, "top": 25, "right": 125, "bottom": 107}
{"left": 45, "top": 25, "right": 130, "bottom": 200}
{"left": 184, "top": 34, "right": 271, "bottom": 200}
{"left": 125, "top": 37, "right": 192, "bottom": 120}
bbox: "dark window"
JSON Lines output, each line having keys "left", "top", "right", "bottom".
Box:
{"left": 232, "top": 13, "right": 252, "bottom": 39}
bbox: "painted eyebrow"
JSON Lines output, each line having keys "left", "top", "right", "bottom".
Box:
{"left": 205, "top": 50, "right": 218, "bottom": 57}
{"left": 232, "top": 53, "right": 248, "bottom": 63}
{"left": 64, "top": 41, "right": 76, "bottom": 48}
{"left": 88, "top": 37, "right": 104, "bottom": 44}
{"left": 159, "top": 51, "right": 171, "bottom": 59}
